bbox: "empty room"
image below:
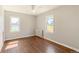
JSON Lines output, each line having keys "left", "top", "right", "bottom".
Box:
{"left": 0, "top": 5, "right": 79, "bottom": 53}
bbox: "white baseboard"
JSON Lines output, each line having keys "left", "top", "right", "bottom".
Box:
{"left": 44, "top": 37, "right": 79, "bottom": 52}
{"left": 4, "top": 35, "right": 79, "bottom": 52}
{"left": 36, "top": 35, "right": 79, "bottom": 52}
{"left": 5, "top": 35, "right": 34, "bottom": 41}
{"left": 0, "top": 35, "right": 34, "bottom": 52}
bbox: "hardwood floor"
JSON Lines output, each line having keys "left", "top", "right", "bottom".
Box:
{"left": 1, "top": 36, "right": 77, "bottom": 53}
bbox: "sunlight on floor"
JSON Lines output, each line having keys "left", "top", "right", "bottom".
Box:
{"left": 7, "top": 41, "right": 18, "bottom": 45}
{"left": 46, "top": 45, "right": 55, "bottom": 53}
{"left": 5, "top": 41, "right": 19, "bottom": 50}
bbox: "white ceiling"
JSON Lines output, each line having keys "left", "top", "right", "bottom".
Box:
{"left": 3, "top": 5, "right": 60, "bottom": 15}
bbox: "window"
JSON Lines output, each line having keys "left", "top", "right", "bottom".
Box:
{"left": 10, "top": 17, "right": 20, "bottom": 32}
{"left": 47, "top": 16, "right": 54, "bottom": 33}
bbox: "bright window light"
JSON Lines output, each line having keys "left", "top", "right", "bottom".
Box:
{"left": 10, "top": 17, "right": 20, "bottom": 32}
{"left": 47, "top": 16, "right": 54, "bottom": 33}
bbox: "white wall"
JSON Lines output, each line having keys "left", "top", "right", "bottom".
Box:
{"left": 0, "top": 6, "right": 4, "bottom": 51}
{"left": 36, "top": 5, "right": 79, "bottom": 51}
{"left": 4, "top": 11, "right": 36, "bottom": 40}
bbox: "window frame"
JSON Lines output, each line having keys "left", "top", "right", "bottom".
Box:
{"left": 10, "top": 16, "right": 20, "bottom": 33}
{"left": 46, "top": 15, "right": 55, "bottom": 33}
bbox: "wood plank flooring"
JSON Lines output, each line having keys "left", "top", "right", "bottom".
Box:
{"left": 1, "top": 36, "right": 77, "bottom": 53}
